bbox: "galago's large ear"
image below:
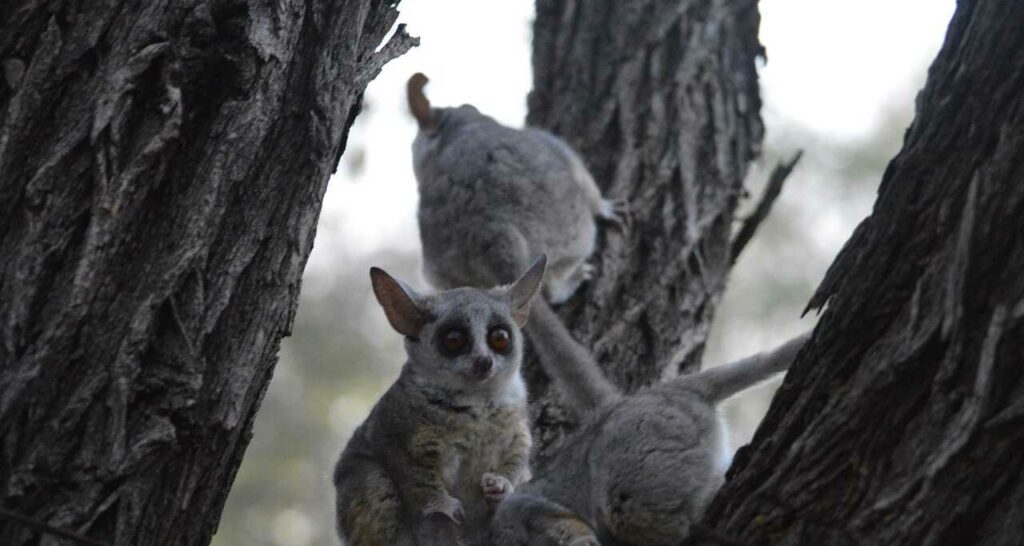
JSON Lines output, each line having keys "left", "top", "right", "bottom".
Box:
{"left": 506, "top": 255, "right": 547, "bottom": 327}
{"left": 370, "top": 267, "right": 430, "bottom": 338}
{"left": 407, "top": 73, "right": 438, "bottom": 134}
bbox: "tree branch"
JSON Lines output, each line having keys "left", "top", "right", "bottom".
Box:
{"left": 730, "top": 150, "right": 803, "bottom": 264}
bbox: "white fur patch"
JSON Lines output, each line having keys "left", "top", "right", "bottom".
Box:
{"left": 713, "top": 410, "right": 734, "bottom": 474}
{"left": 497, "top": 374, "right": 527, "bottom": 407}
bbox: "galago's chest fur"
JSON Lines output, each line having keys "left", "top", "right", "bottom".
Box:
{"left": 436, "top": 380, "right": 529, "bottom": 512}
{"left": 442, "top": 404, "right": 524, "bottom": 492}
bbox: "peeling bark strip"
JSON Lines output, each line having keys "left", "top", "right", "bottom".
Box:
{"left": 0, "top": 2, "right": 413, "bottom": 545}
{"left": 701, "top": 2, "right": 1024, "bottom": 544}
{"left": 526, "top": 0, "right": 764, "bottom": 452}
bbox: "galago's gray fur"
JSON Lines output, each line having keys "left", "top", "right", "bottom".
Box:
{"left": 490, "top": 308, "right": 811, "bottom": 546}
{"left": 404, "top": 72, "right": 809, "bottom": 545}
{"left": 334, "top": 257, "right": 547, "bottom": 546}
{"left": 406, "top": 72, "right": 621, "bottom": 416}
{"left": 407, "top": 73, "right": 624, "bottom": 302}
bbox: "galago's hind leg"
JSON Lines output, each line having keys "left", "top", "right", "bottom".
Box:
{"left": 335, "top": 459, "right": 412, "bottom": 546}
{"left": 545, "top": 260, "right": 594, "bottom": 304}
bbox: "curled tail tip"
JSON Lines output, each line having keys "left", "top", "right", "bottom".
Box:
{"left": 407, "top": 73, "right": 436, "bottom": 131}
{"left": 408, "top": 72, "right": 429, "bottom": 89}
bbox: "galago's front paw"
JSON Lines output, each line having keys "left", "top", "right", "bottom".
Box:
{"left": 598, "top": 197, "right": 631, "bottom": 232}
{"left": 423, "top": 493, "right": 465, "bottom": 525}
{"left": 480, "top": 472, "right": 514, "bottom": 504}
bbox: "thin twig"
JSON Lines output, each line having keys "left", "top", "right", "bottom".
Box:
{"left": 0, "top": 508, "right": 109, "bottom": 546}
{"left": 730, "top": 150, "right": 804, "bottom": 264}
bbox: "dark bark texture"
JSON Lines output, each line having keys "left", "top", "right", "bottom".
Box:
{"left": 700, "top": 2, "right": 1024, "bottom": 544}
{"left": 526, "top": 0, "right": 764, "bottom": 453}
{"left": 0, "top": 2, "right": 412, "bottom": 545}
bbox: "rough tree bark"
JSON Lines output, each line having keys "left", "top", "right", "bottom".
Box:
{"left": 526, "top": 0, "right": 765, "bottom": 453}
{"left": 0, "top": 2, "right": 413, "bottom": 545}
{"left": 700, "top": 2, "right": 1024, "bottom": 544}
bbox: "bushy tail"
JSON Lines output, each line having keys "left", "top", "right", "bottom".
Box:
{"left": 676, "top": 331, "right": 812, "bottom": 402}
{"left": 524, "top": 298, "right": 620, "bottom": 416}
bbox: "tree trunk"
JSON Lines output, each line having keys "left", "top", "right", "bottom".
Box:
{"left": 0, "top": 2, "right": 413, "bottom": 545}
{"left": 700, "top": 2, "right": 1024, "bottom": 544}
{"left": 526, "top": 0, "right": 764, "bottom": 453}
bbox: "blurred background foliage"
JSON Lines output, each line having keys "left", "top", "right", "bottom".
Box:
{"left": 212, "top": 1, "right": 950, "bottom": 544}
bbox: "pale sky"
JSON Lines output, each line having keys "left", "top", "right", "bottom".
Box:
{"left": 760, "top": 0, "right": 955, "bottom": 135}
{"left": 307, "top": 0, "right": 955, "bottom": 278}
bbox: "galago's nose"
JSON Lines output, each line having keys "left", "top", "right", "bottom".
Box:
{"left": 472, "top": 356, "right": 493, "bottom": 375}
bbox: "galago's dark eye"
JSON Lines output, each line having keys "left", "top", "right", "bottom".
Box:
{"left": 488, "top": 328, "right": 511, "bottom": 353}
{"left": 440, "top": 329, "right": 468, "bottom": 355}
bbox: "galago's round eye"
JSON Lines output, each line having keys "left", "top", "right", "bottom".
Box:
{"left": 441, "top": 329, "right": 468, "bottom": 355}
{"left": 488, "top": 328, "right": 511, "bottom": 353}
